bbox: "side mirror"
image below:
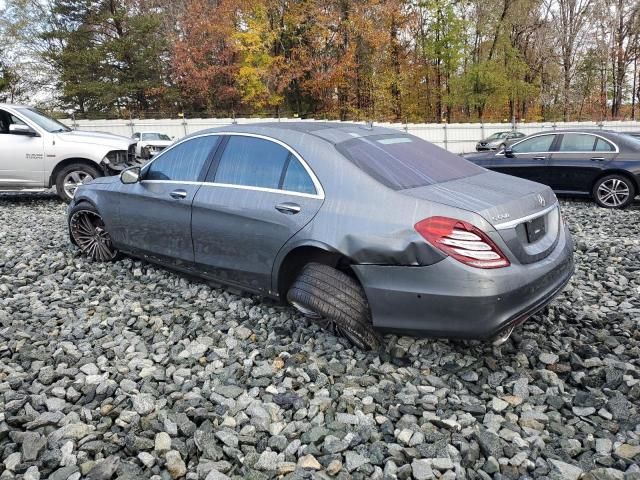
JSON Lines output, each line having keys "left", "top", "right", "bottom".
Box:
{"left": 120, "top": 166, "right": 141, "bottom": 184}
{"left": 9, "top": 124, "right": 37, "bottom": 136}
{"left": 504, "top": 146, "right": 515, "bottom": 157}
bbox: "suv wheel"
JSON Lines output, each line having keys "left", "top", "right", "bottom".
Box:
{"left": 593, "top": 174, "right": 635, "bottom": 209}
{"left": 56, "top": 163, "right": 101, "bottom": 202}
{"left": 287, "top": 263, "right": 381, "bottom": 350}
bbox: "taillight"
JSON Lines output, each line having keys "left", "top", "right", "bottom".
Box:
{"left": 415, "top": 216, "right": 510, "bottom": 269}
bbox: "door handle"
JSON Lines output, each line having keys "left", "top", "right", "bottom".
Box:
{"left": 275, "top": 202, "right": 301, "bottom": 215}
{"left": 533, "top": 156, "right": 546, "bottom": 161}
{"left": 590, "top": 157, "right": 605, "bottom": 161}
{"left": 170, "top": 189, "right": 187, "bottom": 199}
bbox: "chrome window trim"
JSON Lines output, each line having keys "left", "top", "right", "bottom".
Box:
{"left": 498, "top": 131, "right": 619, "bottom": 156}
{"left": 141, "top": 179, "right": 323, "bottom": 199}
{"left": 493, "top": 202, "right": 558, "bottom": 230}
{"left": 141, "top": 131, "right": 325, "bottom": 198}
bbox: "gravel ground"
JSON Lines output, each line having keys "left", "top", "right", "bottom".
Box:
{"left": 0, "top": 193, "right": 639, "bottom": 480}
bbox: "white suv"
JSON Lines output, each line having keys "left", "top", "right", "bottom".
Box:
{"left": 0, "top": 104, "right": 139, "bottom": 201}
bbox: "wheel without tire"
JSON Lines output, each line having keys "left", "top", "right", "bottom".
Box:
{"left": 592, "top": 174, "right": 635, "bottom": 208}
{"left": 56, "top": 163, "right": 101, "bottom": 202}
{"left": 68, "top": 203, "right": 119, "bottom": 261}
{"left": 287, "top": 262, "right": 381, "bottom": 350}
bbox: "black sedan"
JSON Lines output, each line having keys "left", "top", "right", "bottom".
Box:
{"left": 464, "top": 130, "right": 640, "bottom": 208}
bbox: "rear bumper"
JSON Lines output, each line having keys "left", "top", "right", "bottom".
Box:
{"left": 352, "top": 225, "right": 574, "bottom": 340}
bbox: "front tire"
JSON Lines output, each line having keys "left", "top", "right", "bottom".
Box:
{"left": 592, "top": 174, "right": 635, "bottom": 209}
{"left": 287, "top": 263, "right": 381, "bottom": 350}
{"left": 68, "top": 203, "right": 119, "bottom": 262}
{"left": 56, "top": 163, "right": 101, "bottom": 202}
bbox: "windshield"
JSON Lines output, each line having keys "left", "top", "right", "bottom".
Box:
{"left": 15, "top": 108, "right": 71, "bottom": 133}
{"left": 142, "top": 133, "right": 171, "bottom": 141}
{"left": 337, "top": 134, "right": 483, "bottom": 190}
{"left": 486, "top": 132, "right": 508, "bottom": 140}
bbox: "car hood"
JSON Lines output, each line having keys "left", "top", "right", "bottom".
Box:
{"left": 140, "top": 140, "right": 172, "bottom": 147}
{"left": 463, "top": 151, "right": 499, "bottom": 161}
{"left": 87, "top": 175, "right": 120, "bottom": 185}
{"left": 401, "top": 171, "right": 556, "bottom": 228}
{"left": 57, "top": 130, "right": 135, "bottom": 149}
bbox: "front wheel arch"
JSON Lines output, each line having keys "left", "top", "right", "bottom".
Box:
{"left": 49, "top": 158, "right": 104, "bottom": 188}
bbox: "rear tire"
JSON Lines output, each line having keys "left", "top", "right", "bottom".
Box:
{"left": 592, "top": 174, "right": 635, "bottom": 209}
{"left": 55, "top": 163, "right": 101, "bottom": 202}
{"left": 287, "top": 263, "right": 381, "bottom": 350}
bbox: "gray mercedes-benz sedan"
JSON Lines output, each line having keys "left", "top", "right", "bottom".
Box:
{"left": 68, "top": 122, "right": 574, "bottom": 349}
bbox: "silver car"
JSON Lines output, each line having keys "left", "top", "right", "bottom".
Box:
{"left": 67, "top": 123, "right": 574, "bottom": 349}
{"left": 0, "top": 103, "right": 139, "bottom": 201}
{"left": 476, "top": 131, "right": 525, "bottom": 151}
{"left": 132, "top": 131, "right": 174, "bottom": 159}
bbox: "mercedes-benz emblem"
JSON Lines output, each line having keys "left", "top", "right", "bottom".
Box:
{"left": 537, "top": 194, "right": 546, "bottom": 207}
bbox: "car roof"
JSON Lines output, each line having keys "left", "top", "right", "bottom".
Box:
{"left": 525, "top": 129, "right": 621, "bottom": 136}
{"left": 188, "top": 121, "right": 404, "bottom": 145}
{"left": 0, "top": 103, "right": 30, "bottom": 109}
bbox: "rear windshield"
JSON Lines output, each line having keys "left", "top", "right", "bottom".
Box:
{"left": 336, "top": 134, "right": 484, "bottom": 190}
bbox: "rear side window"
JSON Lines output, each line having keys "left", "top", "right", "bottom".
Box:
{"left": 212, "top": 136, "right": 317, "bottom": 194}
{"left": 282, "top": 157, "right": 316, "bottom": 194}
{"left": 511, "top": 135, "right": 555, "bottom": 153}
{"left": 145, "top": 136, "right": 218, "bottom": 181}
{"left": 214, "top": 136, "right": 289, "bottom": 189}
{"left": 336, "top": 134, "right": 483, "bottom": 190}
{"left": 559, "top": 133, "right": 597, "bottom": 152}
{"left": 595, "top": 138, "right": 614, "bottom": 151}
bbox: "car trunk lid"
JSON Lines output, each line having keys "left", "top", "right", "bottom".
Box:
{"left": 402, "top": 171, "right": 560, "bottom": 264}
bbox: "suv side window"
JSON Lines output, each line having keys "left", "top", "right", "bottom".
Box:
{"left": 212, "top": 136, "right": 290, "bottom": 189}
{"left": 0, "top": 109, "right": 26, "bottom": 134}
{"left": 559, "top": 133, "right": 597, "bottom": 152}
{"left": 512, "top": 135, "right": 556, "bottom": 153}
{"left": 145, "top": 136, "right": 218, "bottom": 181}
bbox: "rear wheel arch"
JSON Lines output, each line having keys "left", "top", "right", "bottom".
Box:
{"left": 591, "top": 169, "right": 638, "bottom": 194}
{"left": 275, "top": 244, "right": 357, "bottom": 300}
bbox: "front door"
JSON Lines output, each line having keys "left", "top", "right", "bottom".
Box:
{"left": 113, "top": 135, "right": 220, "bottom": 266}
{"left": 490, "top": 133, "right": 558, "bottom": 185}
{"left": 547, "top": 133, "right": 616, "bottom": 193}
{"left": 0, "top": 109, "right": 45, "bottom": 188}
{"left": 192, "top": 135, "right": 324, "bottom": 294}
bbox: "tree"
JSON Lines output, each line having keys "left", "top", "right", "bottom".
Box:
{"left": 547, "top": 0, "right": 594, "bottom": 121}
{"left": 172, "top": 0, "right": 241, "bottom": 114}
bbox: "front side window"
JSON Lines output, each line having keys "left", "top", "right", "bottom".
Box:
{"left": 0, "top": 109, "right": 27, "bottom": 134}
{"left": 145, "top": 136, "right": 218, "bottom": 181}
{"left": 559, "top": 133, "right": 597, "bottom": 152}
{"left": 511, "top": 135, "right": 556, "bottom": 153}
{"left": 337, "top": 134, "right": 483, "bottom": 190}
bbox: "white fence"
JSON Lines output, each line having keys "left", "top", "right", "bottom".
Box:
{"left": 60, "top": 117, "right": 640, "bottom": 154}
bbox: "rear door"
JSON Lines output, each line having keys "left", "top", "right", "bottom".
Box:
{"left": 113, "top": 135, "right": 219, "bottom": 265}
{"left": 192, "top": 134, "right": 324, "bottom": 294}
{"left": 547, "top": 133, "right": 616, "bottom": 193}
{"left": 490, "top": 133, "right": 558, "bottom": 185}
{"left": 0, "top": 108, "right": 45, "bottom": 188}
